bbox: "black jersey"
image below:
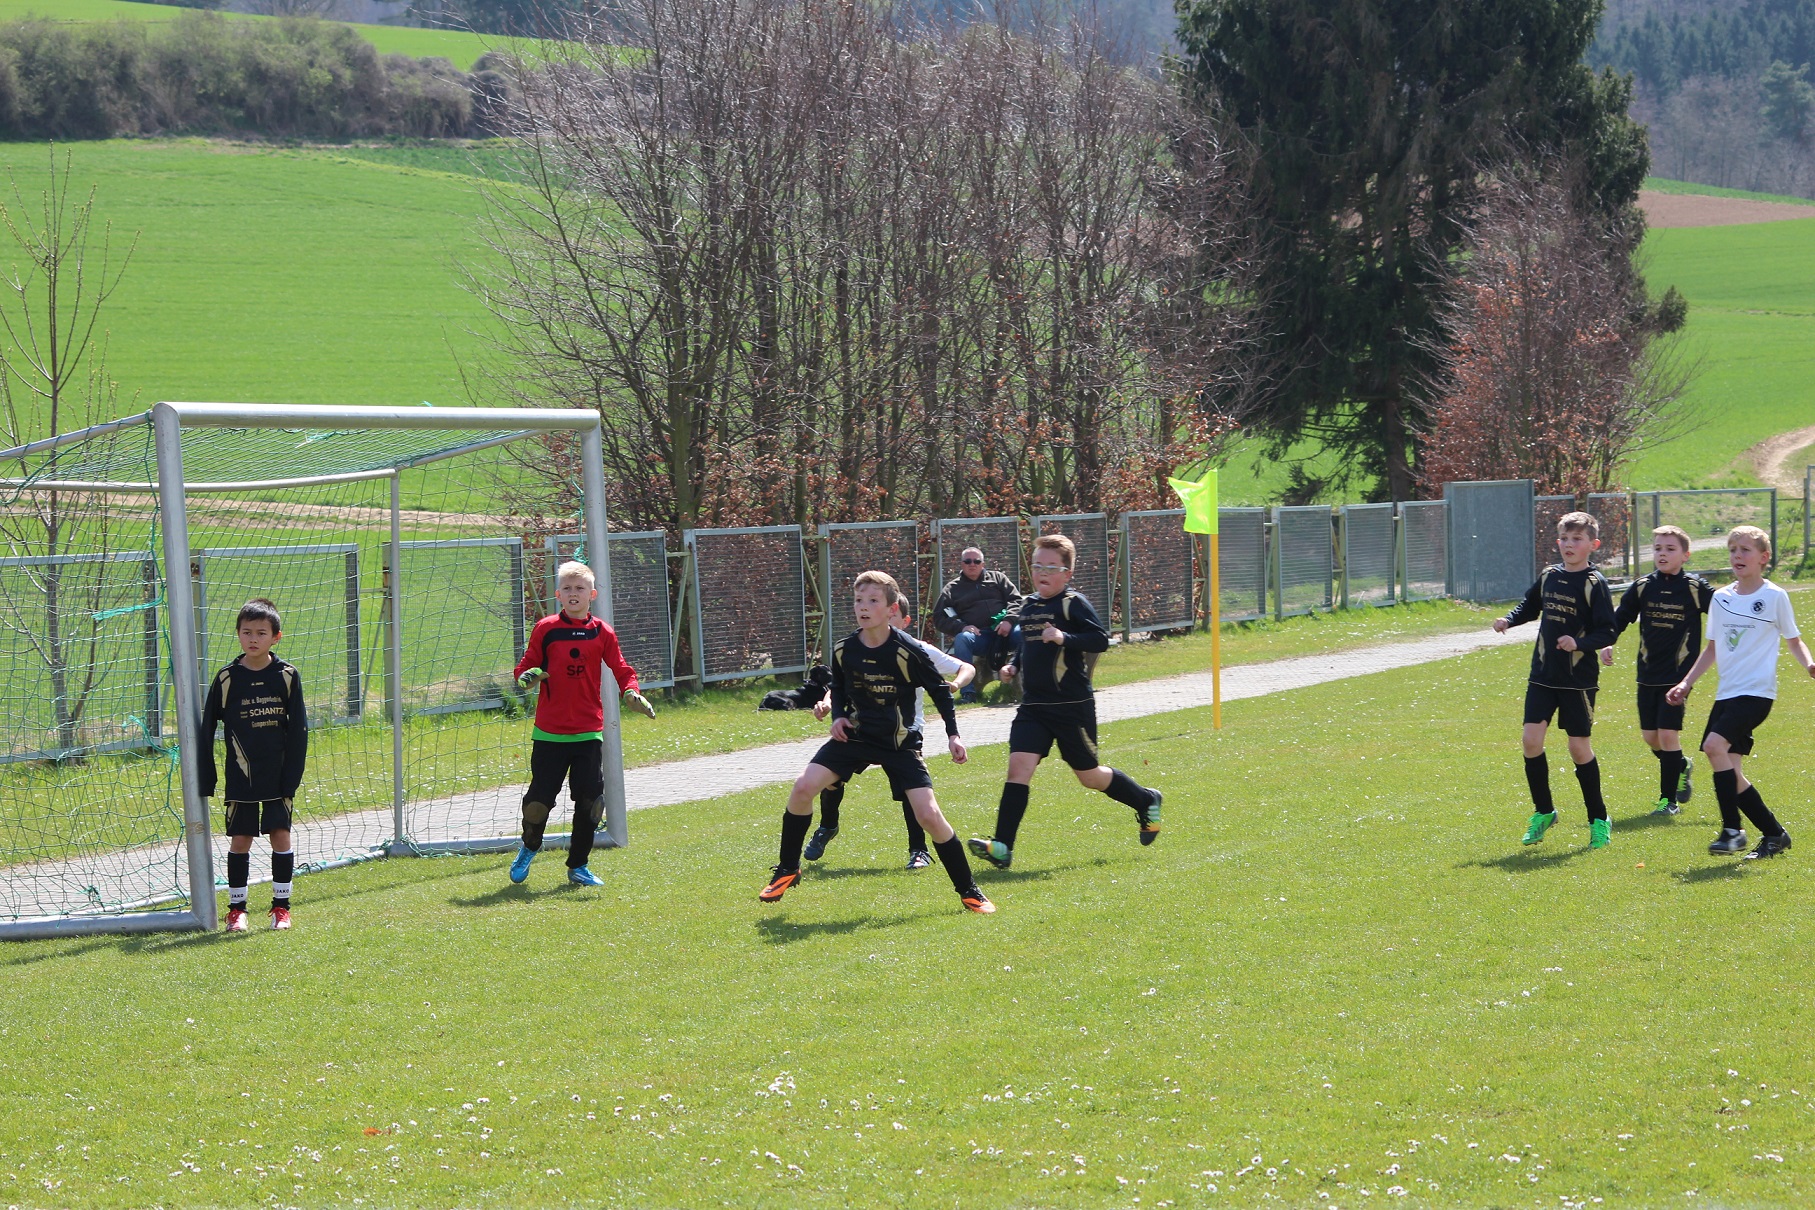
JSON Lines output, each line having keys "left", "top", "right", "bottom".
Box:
{"left": 1502, "top": 564, "right": 1617, "bottom": 691}
{"left": 828, "top": 628, "right": 958, "bottom": 751}
{"left": 1011, "top": 589, "right": 1110, "bottom": 704}
{"left": 1613, "top": 569, "right": 1714, "bottom": 685}
{"left": 199, "top": 655, "right": 308, "bottom": 801}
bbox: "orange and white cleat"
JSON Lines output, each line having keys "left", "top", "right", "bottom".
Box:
{"left": 270, "top": 906, "right": 292, "bottom": 931}
{"left": 759, "top": 866, "right": 801, "bottom": 903}
{"left": 959, "top": 886, "right": 996, "bottom": 914}
{"left": 225, "top": 906, "right": 249, "bottom": 933}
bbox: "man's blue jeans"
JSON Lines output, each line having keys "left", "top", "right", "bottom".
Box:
{"left": 951, "top": 627, "right": 1023, "bottom": 697}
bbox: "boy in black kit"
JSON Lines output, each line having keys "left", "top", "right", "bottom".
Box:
{"left": 199, "top": 598, "right": 308, "bottom": 932}
{"left": 1493, "top": 511, "right": 1618, "bottom": 849}
{"left": 969, "top": 534, "right": 1161, "bottom": 869}
{"left": 760, "top": 570, "right": 993, "bottom": 914}
{"left": 1609, "top": 525, "right": 1713, "bottom": 816}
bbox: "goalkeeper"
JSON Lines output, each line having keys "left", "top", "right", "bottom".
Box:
{"left": 508, "top": 560, "right": 655, "bottom": 887}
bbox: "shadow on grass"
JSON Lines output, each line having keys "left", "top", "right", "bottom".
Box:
{"left": 808, "top": 864, "right": 900, "bottom": 883}
{"left": 1673, "top": 862, "right": 1754, "bottom": 884}
{"left": 974, "top": 859, "right": 1097, "bottom": 885}
{"left": 753, "top": 912, "right": 922, "bottom": 945}
{"left": 448, "top": 879, "right": 590, "bottom": 908}
{"left": 1463, "top": 846, "right": 1593, "bottom": 873}
{"left": 0, "top": 923, "right": 241, "bottom": 970}
{"left": 1615, "top": 809, "right": 1687, "bottom": 832}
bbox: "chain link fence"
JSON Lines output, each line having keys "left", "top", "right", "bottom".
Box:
{"left": 1634, "top": 488, "right": 1777, "bottom": 577}
{"left": 1273, "top": 506, "right": 1334, "bottom": 619}
{"left": 1034, "top": 512, "right": 1111, "bottom": 617}
{"left": 1585, "top": 493, "right": 1633, "bottom": 582}
{"left": 1218, "top": 507, "right": 1268, "bottom": 622}
{"left": 544, "top": 533, "right": 675, "bottom": 690}
{"left": 685, "top": 525, "right": 807, "bottom": 683}
{"left": 1400, "top": 501, "right": 1448, "bottom": 602}
{"left": 1534, "top": 494, "right": 1574, "bottom": 575}
{"left": 1446, "top": 479, "right": 1535, "bottom": 603}
{"left": 934, "top": 517, "right": 1024, "bottom": 597}
{"left": 1120, "top": 509, "right": 1195, "bottom": 635}
{"left": 1339, "top": 503, "right": 1395, "bottom": 608}
{"left": 819, "top": 520, "right": 920, "bottom": 645}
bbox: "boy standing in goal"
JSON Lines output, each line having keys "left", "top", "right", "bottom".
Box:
{"left": 1492, "top": 511, "right": 1618, "bottom": 849}
{"left": 969, "top": 533, "right": 1161, "bottom": 870}
{"left": 1609, "top": 525, "right": 1713, "bottom": 816}
{"left": 1666, "top": 525, "right": 1814, "bottom": 859}
{"left": 509, "top": 561, "right": 656, "bottom": 887}
{"left": 761, "top": 571, "right": 993, "bottom": 913}
{"left": 199, "top": 598, "right": 308, "bottom": 933}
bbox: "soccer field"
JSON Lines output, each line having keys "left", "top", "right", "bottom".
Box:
{"left": 5, "top": 640, "right": 1814, "bottom": 1207}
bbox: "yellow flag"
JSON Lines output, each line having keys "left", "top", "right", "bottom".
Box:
{"left": 1168, "top": 470, "right": 1218, "bottom": 535}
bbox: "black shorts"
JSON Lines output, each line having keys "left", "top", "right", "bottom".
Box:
{"left": 1524, "top": 683, "right": 1597, "bottom": 737}
{"left": 526, "top": 738, "right": 605, "bottom": 807}
{"left": 811, "top": 738, "right": 933, "bottom": 799}
{"left": 224, "top": 798, "right": 292, "bottom": 837}
{"left": 1703, "top": 695, "right": 1774, "bottom": 757}
{"left": 1637, "top": 683, "right": 1686, "bottom": 733}
{"left": 1009, "top": 701, "right": 1100, "bottom": 771}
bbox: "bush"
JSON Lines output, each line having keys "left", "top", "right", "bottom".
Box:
{"left": 0, "top": 12, "right": 502, "bottom": 140}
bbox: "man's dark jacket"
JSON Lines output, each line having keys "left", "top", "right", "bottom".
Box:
{"left": 933, "top": 569, "right": 1021, "bottom": 635}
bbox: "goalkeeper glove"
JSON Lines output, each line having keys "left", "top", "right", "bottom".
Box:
{"left": 623, "top": 689, "right": 657, "bottom": 719}
{"left": 516, "top": 667, "right": 548, "bottom": 691}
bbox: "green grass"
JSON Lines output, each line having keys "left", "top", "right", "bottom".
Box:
{"left": 8, "top": 640, "right": 1815, "bottom": 1206}
{"left": 1642, "top": 176, "right": 1815, "bottom": 206}
{"left": 0, "top": 0, "right": 537, "bottom": 69}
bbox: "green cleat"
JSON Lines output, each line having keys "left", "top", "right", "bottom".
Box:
{"left": 967, "top": 837, "right": 1012, "bottom": 869}
{"left": 1521, "top": 811, "right": 1557, "bottom": 845}
{"left": 1650, "top": 795, "right": 1680, "bottom": 816}
{"left": 1589, "top": 818, "right": 1612, "bottom": 849}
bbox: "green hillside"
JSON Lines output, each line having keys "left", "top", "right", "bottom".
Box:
{"left": 0, "top": 0, "right": 529, "bottom": 69}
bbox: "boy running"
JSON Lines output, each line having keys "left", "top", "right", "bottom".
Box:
{"left": 508, "top": 561, "right": 656, "bottom": 887}
{"left": 761, "top": 571, "right": 992, "bottom": 913}
{"left": 806, "top": 597, "right": 975, "bottom": 870}
{"left": 1666, "top": 526, "right": 1815, "bottom": 859}
{"left": 1493, "top": 511, "right": 1618, "bottom": 849}
{"left": 199, "top": 598, "right": 308, "bottom": 933}
{"left": 1609, "top": 525, "right": 1713, "bottom": 816}
{"left": 969, "top": 533, "right": 1161, "bottom": 869}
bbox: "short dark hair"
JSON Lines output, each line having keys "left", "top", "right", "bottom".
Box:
{"left": 237, "top": 598, "right": 282, "bottom": 634}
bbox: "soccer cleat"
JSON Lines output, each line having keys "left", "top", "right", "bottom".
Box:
{"left": 759, "top": 866, "right": 801, "bottom": 902}
{"left": 1676, "top": 756, "right": 1694, "bottom": 805}
{"left": 1137, "top": 789, "right": 1162, "bottom": 845}
{"left": 568, "top": 865, "right": 604, "bottom": 887}
{"left": 1744, "top": 831, "right": 1792, "bottom": 861}
{"left": 967, "top": 836, "right": 1012, "bottom": 869}
{"left": 1708, "top": 828, "right": 1748, "bottom": 855}
{"left": 1589, "top": 818, "right": 1612, "bottom": 849}
{"left": 1521, "top": 811, "right": 1557, "bottom": 845}
{"left": 270, "top": 906, "right": 291, "bottom": 931}
{"left": 1650, "top": 795, "right": 1680, "bottom": 817}
{"left": 959, "top": 886, "right": 996, "bottom": 914}
{"left": 803, "top": 825, "right": 839, "bottom": 862}
{"left": 509, "top": 845, "right": 535, "bottom": 884}
{"left": 225, "top": 906, "right": 249, "bottom": 933}
{"left": 906, "top": 849, "right": 933, "bottom": 870}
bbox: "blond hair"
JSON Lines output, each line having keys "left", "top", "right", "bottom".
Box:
{"left": 1033, "top": 533, "right": 1075, "bottom": 569}
{"left": 1651, "top": 525, "right": 1691, "bottom": 553}
{"left": 1557, "top": 510, "right": 1599, "bottom": 540}
{"left": 1728, "top": 525, "right": 1772, "bottom": 556}
{"left": 555, "top": 560, "right": 596, "bottom": 588}
{"left": 852, "top": 569, "right": 904, "bottom": 606}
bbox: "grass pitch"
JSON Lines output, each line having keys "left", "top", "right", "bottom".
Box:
{"left": 6, "top": 639, "right": 1815, "bottom": 1207}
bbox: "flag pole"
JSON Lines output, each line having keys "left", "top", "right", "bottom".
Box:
{"left": 1211, "top": 530, "right": 1221, "bottom": 730}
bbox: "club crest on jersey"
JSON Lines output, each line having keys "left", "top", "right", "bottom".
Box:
{"left": 1726, "top": 628, "right": 1743, "bottom": 650}
{"left": 1753, "top": 600, "right": 1765, "bottom": 613}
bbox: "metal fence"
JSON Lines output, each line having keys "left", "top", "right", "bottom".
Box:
{"left": 394, "top": 538, "right": 524, "bottom": 716}
{"left": 198, "top": 542, "right": 365, "bottom": 723}
{"left": 1400, "top": 501, "right": 1447, "bottom": 602}
{"left": 685, "top": 525, "right": 808, "bottom": 683}
{"left": 1340, "top": 503, "right": 1396, "bottom": 608}
{"left": 1446, "top": 479, "right": 1536, "bottom": 603}
{"left": 934, "top": 516, "right": 1023, "bottom": 596}
{"left": 1273, "top": 505, "right": 1334, "bottom": 619}
{"left": 1534, "top": 494, "right": 1575, "bottom": 575}
{"left": 544, "top": 532, "right": 676, "bottom": 690}
{"left": 1120, "top": 509, "right": 1195, "bottom": 635}
{"left": 1218, "top": 507, "right": 1268, "bottom": 622}
{"left": 1035, "top": 512, "right": 1112, "bottom": 617}
{"left": 819, "top": 520, "right": 920, "bottom": 648}
{"left": 1585, "top": 492, "right": 1633, "bottom": 581}
{"left": 1634, "top": 488, "right": 1777, "bottom": 577}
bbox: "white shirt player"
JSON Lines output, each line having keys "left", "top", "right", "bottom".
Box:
{"left": 1709, "top": 579, "right": 1800, "bottom": 700}
{"left": 900, "top": 629, "right": 965, "bottom": 729}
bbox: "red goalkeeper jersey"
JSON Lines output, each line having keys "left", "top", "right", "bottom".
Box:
{"left": 514, "top": 611, "right": 640, "bottom": 739}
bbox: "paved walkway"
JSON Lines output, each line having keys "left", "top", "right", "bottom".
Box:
{"left": 4, "top": 625, "right": 1527, "bottom": 923}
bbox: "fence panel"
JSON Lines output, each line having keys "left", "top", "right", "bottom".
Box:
{"left": 934, "top": 517, "right": 1024, "bottom": 599}
{"left": 1340, "top": 503, "right": 1396, "bottom": 608}
{"left": 1634, "top": 488, "right": 1777, "bottom": 576}
{"left": 1534, "top": 494, "right": 1575, "bottom": 575}
{"left": 395, "top": 538, "right": 524, "bottom": 715}
{"left": 1400, "top": 501, "right": 1447, "bottom": 602}
{"left": 1586, "top": 492, "right": 1633, "bottom": 582}
{"left": 1120, "top": 509, "right": 1195, "bottom": 634}
{"left": 199, "top": 542, "right": 364, "bottom": 724}
{"left": 1218, "top": 507, "right": 1267, "bottom": 622}
{"left": 545, "top": 533, "right": 675, "bottom": 691}
{"left": 1446, "top": 479, "right": 1535, "bottom": 602}
{"left": 1273, "top": 506, "right": 1334, "bottom": 619}
{"left": 1034, "top": 513, "right": 1111, "bottom": 618}
{"left": 686, "top": 525, "right": 807, "bottom": 683}
{"left": 820, "top": 520, "right": 920, "bottom": 641}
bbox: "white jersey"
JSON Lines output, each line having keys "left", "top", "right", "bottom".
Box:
{"left": 901, "top": 630, "right": 964, "bottom": 729}
{"left": 1710, "top": 579, "right": 1800, "bottom": 700}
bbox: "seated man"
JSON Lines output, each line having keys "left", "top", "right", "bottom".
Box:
{"left": 932, "top": 546, "right": 1024, "bottom": 702}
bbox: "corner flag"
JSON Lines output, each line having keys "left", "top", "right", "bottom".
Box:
{"left": 1170, "top": 469, "right": 1221, "bottom": 728}
{"left": 1168, "top": 470, "right": 1218, "bottom": 535}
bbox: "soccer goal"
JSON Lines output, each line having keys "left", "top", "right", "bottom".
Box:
{"left": 0, "top": 402, "right": 627, "bottom": 940}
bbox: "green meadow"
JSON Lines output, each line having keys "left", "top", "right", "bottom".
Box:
{"left": 7, "top": 637, "right": 1815, "bottom": 1207}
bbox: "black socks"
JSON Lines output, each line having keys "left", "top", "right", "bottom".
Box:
{"left": 932, "top": 836, "right": 974, "bottom": 892}
{"left": 1524, "top": 753, "right": 1554, "bottom": 815}
{"left": 1573, "top": 758, "right": 1608, "bottom": 822}
{"left": 227, "top": 851, "right": 250, "bottom": 909}
{"left": 1735, "top": 784, "right": 1785, "bottom": 837}
{"left": 779, "top": 810, "right": 812, "bottom": 868}
{"left": 1103, "top": 769, "right": 1153, "bottom": 811}
{"left": 994, "top": 783, "right": 1031, "bottom": 848}
{"left": 271, "top": 850, "right": 295, "bottom": 909}
{"left": 1656, "top": 748, "right": 1686, "bottom": 799}
{"left": 899, "top": 798, "right": 926, "bottom": 851}
{"left": 818, "top": 783, "right": 844, "bottom": 832}
{"left": 1713, "top": 768, "right": 1742, "bottom": 831}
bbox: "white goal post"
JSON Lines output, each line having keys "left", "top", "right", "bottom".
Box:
{"left": 0, "top": 402, "right": 625, "bottom": 941}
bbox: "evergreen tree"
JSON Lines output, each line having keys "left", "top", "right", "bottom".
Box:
{"left": 1176, "top": 0, "right": 1648, "bottom": 500}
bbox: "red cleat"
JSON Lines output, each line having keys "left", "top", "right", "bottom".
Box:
{"left": 270, "top": 906, "right": 292, "bottom": 931}
{"left": 225, "top": 907, "right": 249, "bottom": 933}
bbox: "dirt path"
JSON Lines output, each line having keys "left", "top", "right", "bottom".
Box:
{"left": 1747, "top": 425, "right": 1815, "bottom": 493}
{"left": 1640, "top": 190, "right": 1815, "bottom": 229}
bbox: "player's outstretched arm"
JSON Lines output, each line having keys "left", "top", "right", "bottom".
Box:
{"left": 1788, "top": 637, "right": 1815, "bottom": 678}
{"left": 1498, "top": 578, "right": 1543, "bottom": 631}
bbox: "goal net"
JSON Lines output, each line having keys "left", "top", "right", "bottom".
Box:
{"left": 0, "top": 403, "right": 625, "bottom": 939}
